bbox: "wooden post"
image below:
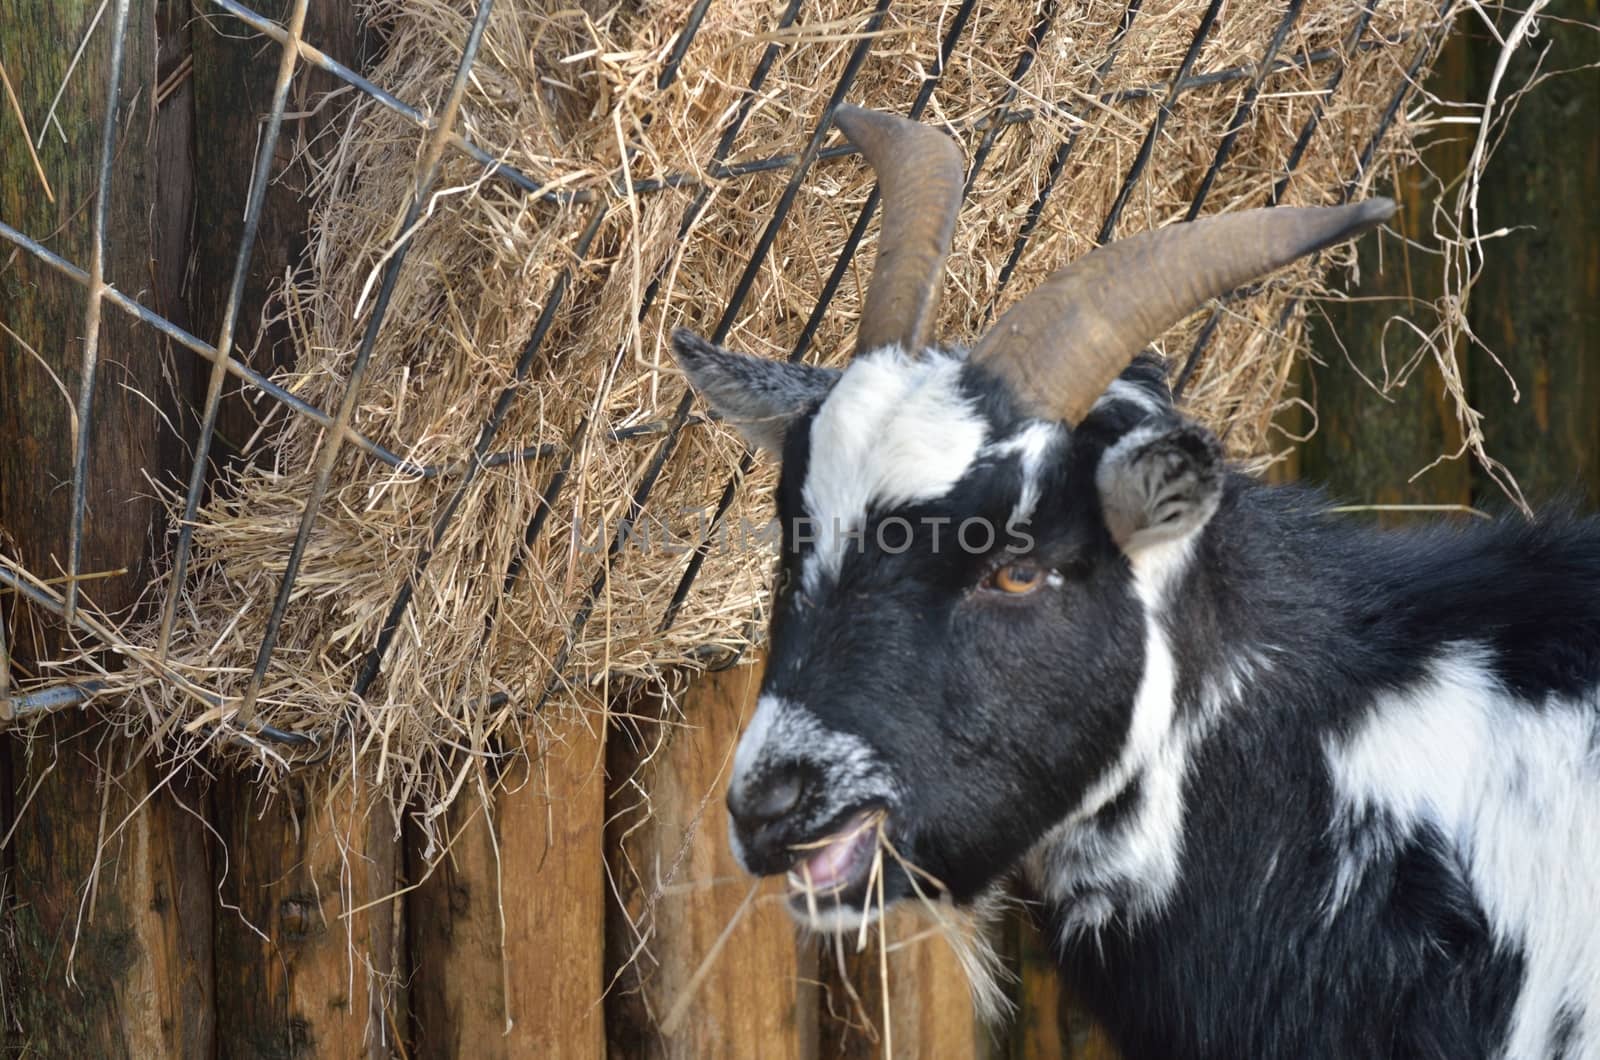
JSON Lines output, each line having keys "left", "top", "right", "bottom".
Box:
{"left": 188, "top": 0, "right": 369, "bottom": 460}
{"left": 605, "top": 662, "right": 816, "bottom": 1058}
{"left": 213, "top": 773, "right": 405, "bottom": 1058}
{"left": 0, "top": 1, "right": 212, "bottom": 1055}
{"left": 1467, "top": 0, "right": 1600, "bottom": 508}
{"left": 409, "top": 718, "right": 608, "bottom": 1058}
{"left": 820, "top": 917, "right": 981, "bottom": 1059}
{"left": 1297, "top": 33, "right": 1475, "bottom": 517}
{"left": 995, "top": 915, "right": 1119, "bottom": 1060}
{"left": 185, "top": 5, "right": 398, "bottom": 1056}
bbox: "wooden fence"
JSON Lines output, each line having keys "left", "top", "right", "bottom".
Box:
{"left": 2, "top": 1, "right": 1596, "bottom": 1057}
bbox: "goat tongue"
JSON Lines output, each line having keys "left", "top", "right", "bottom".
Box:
{"left": 790, "top": 812, "right": 878, "bottom": 893}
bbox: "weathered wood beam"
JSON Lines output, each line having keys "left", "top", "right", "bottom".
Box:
{"left": 605, "top": 664, "right": 815, "bottom": 1058}
{"left": 1467, "top": 0, "right": 1600, "bottom": 508}
{"left": 213, "top": 774, "right": 405, "bottom": 1057}
{"left": 409, "top": 719, "right": 607, "bottom": 1058}
{"left": 1, "top": 1, "right": 210, "bottom": 1054}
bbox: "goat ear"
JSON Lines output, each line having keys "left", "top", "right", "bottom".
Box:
{"left": 671, "top": 328, "right": 840, "bottom": 454}
{"left": 1095, "top": 422, "right": 1224, "bottom": 552}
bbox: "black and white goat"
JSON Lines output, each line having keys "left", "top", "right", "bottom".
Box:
{"left": 671, "top": 106, "right": 1600, "bottom": 1059}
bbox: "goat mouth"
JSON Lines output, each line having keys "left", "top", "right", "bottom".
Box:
{"left": 785, "top": 809, "right": 884, "bottom": 902}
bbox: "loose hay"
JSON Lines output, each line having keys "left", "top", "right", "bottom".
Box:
{"left": 9, "top": 0, "right": 1458, "bottom": 830}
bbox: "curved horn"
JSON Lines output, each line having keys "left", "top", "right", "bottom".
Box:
{"left": 833, "top": 104, "right": 965, "bottom": 357}
{"left": 971, "top": 199, "right": 1396, "bottom": 424}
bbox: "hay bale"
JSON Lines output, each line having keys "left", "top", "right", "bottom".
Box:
{"left": 49, "top": 0, "right": 1452, "bottom": 815}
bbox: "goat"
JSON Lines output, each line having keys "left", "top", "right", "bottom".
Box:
{"left": 670, "top": 105, "right": 1600, "bottom": 1059}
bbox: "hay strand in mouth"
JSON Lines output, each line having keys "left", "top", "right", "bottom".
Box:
{"left": 875, "top": 840, "right": 892, "bottom": 1060}
{"left": 880, "top": 829, "right": 1015, "bottom": 1024}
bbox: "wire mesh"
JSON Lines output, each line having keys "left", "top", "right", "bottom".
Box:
{"left": 0, "top": 0, "right": 1449, "bottom": 751}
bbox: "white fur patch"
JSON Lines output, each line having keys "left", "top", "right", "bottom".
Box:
{"left": 1325, "top": 645, "right": 1600, "bottom": 1060}
{"left": 727, "top": 694, "right": 896, "bottom": 872}
{"left": 1023, "top": 604, "right": 1266, "bottom": 944}
{"left": 1095, "top": 378, "right": 1164, "bottom": 417}
{"left": 1024, "top": 605, "right": 1188, "bottom": 941}
{"left": 800, "top": 347, "right": 988, "bottom": 592}
{"left": 1127, "top": 534, "right": 1199, "bottom": 610}
{"left": 981, "top": 421, "right": 1062, "bottom": 530}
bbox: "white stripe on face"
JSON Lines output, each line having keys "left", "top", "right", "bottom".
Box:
{"left": 799, "top": 347, "right": 989, "bottom": 594}
{"left": 981, "top": 421, "right": 1062, "bottom": 530}
{"left": 1095, "top": 378, "right": 1165, "bottom": 418}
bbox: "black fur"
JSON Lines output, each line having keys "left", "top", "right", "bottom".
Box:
{"left": 679, "top": 336, "right": 1600, "bottom": 1058}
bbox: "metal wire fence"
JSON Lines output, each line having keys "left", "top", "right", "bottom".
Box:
{"left": 0, "top": 0, "right": 1455, "bottom": 757}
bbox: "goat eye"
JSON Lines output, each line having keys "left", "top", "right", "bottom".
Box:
{"left": 987, "top": 563, "right": 1045, "bottom": 595}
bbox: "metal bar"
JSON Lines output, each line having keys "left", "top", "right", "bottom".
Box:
{"left": 1184, "top": 0, "right": 1305, "bottom": 221}
{"left": 962, "top": 0, "right": 1059, "bottom": 198}
{"left": 0, "top": 217, "right": 416, "bottom": 466}
{"left": 786, "top": 0, "right": 979, "bottom": 366}
{"left": 471, "top": 421, "right": 690, "bottom": 470}
{"left": 0, "top": 216, "right": 678, "bottom": 480}
{"left": 532, "top": 0, "right": 894, "bottom": 710}
{"left": 3, "top": 681, "right": 106, "bottom": 720}
{"left": 0, "top": 670, "right": 314, "bottom": 747}
{"left": 657, "top": 0, "right": 713, "bottom": 91}
{"left": 160, "top": 0, "right": 311, "bottom": 660}
{"left": 1098, "top": 0, "right": 1225, "bottom": 245}
{"left": 352, "top": 204, "right": 608, "bottom": 695}
{"left": 353, "top": 0, "right": 720, "bottom": 698}
{"left": 1, "top": 212, "right": 684, "bottom": 485}
{"left": 498, "top": 427, "right": 577, "bottom": 600}
{"left": 210, "top": 0, "right": 568, "bottom": 202}
{"left": 1346, "top": 2, "right": 1456, "bottom": 194}
{"left": 238, "top": 0, "right": 499, "bottom": 723}
{"left": 496, "top": 0, "right": 806, "bottom": 608}
{"left": 607, "top": 37, "right": 1407, "bottom": 196}
{"left": 1271, "top": 1, "right": 1386, "bottom": 206}
{"left": 212, "top": 0, "right": 1390, "bottom": 206}
{"left": 64, "top": 0, "right": 132, "bottom": 623}
{"left": 1173, "top": 0, "right": 1385, "bottom": 399}
{"left": 0, "top": 566, "right": 312, "bottom": 744}
{"left": 986, "top": 0, "right": 1143, "bottom": 319}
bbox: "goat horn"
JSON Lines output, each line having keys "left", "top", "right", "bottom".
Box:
{"left": 833, "top": 104, "right": 965, "bottom": 357}
{"left": 970, "top": 200, "right": 1396, "bottom": 424}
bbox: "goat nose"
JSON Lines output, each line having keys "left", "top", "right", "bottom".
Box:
{"left": 728, "top": 765, "right": 806, "bottom": 826}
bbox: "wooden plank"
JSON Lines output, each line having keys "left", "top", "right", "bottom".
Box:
{"left": 181, "top": 6, "right": 395, "bottom": 1057}
{"left": 188, "top": 0, "right": 369, "bottom": 462}
{"left": 1467, "top": 0, "right": 1600, "bottom": 508}
{"left": 995, "top": 914, "right": 1119, "bottom": 1060}
{"left": 409, "top": 717, "right": 607, "bottom": 1058}
{"left": 6, "top": 742, "right": 216, "bottom": 1059}
{"left": 605, "top": 662, "right": 814, "bottom": 1059}
{"left": 0, "top": 2, "right": 213, "bottom": 1055}
{"left": 1298, "top": 33, "right": 1475, "bottom": 517}
{"left": 214, "top": 773, "right": 405, "bottom": 1058}
{"left": 820, "top": 913, "right": 980, "bottom": 1059}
